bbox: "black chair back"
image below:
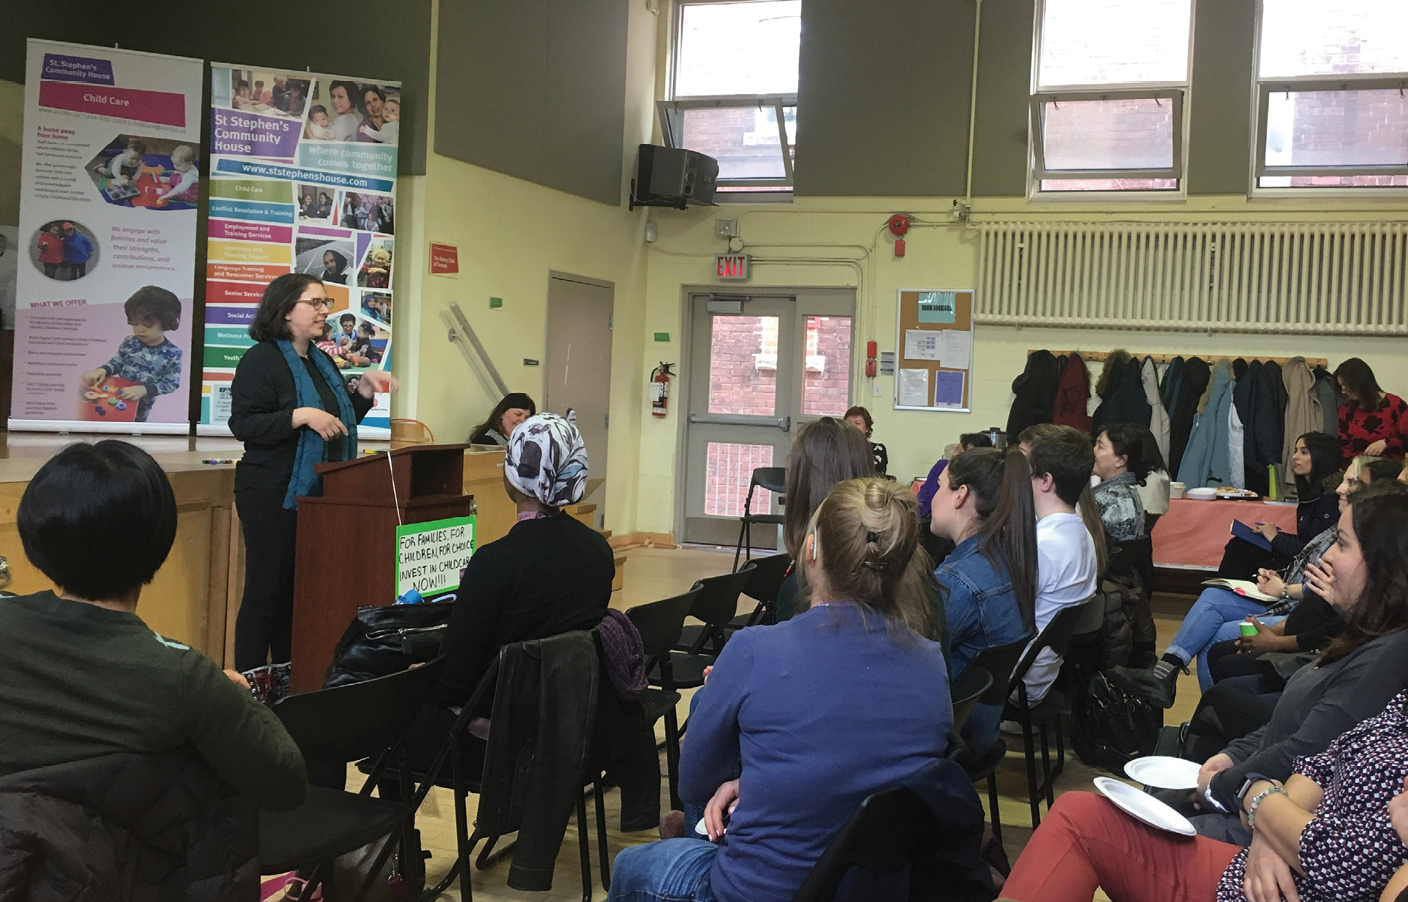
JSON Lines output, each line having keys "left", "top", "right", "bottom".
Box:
{"left": 949, "top": 667, "right": 993, "bottom": 734}
{"left": 957, "top": 637, "right": 1030, "bottom": 708}
{"left": 790, "top": 786, "right": 939, "bottom": 902}
{"left": 688, "top": 567, "right": 755, "bottom": 627}
{"left": 753, "top": 466, "right": 787, "bottom": 496}
{"left": 626, "top": 589, "right": 701, "bottom": 657}
{"left": 272, "top": 658, "right": 444, "bottom": 764}
{"left": 741, "top": 552, "right": 792, "bottom": 605}
{"left": 1011, "top": 601, "right": 1093, "bottom": 688}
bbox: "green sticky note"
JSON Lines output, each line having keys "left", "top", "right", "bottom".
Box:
{"left": 654, "top": 332, "right": 670, "bottom": 342}
{"left": 918, "top": 291, "right": 957, "bottom": 324}
{"left": 489, "top": 297, "right": 503, "bottom": 309}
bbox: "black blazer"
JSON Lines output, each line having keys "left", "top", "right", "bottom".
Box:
{"left": 228, "top": 341, "right": 373, "bottom": 494}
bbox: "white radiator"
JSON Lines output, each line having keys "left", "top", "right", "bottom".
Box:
{"left": 976, "top": 222, "right": 1408, "bottom": 334}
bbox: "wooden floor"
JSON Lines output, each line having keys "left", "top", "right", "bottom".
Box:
{"left": 343, "top": 545, "right": 1202, "bottom": 902}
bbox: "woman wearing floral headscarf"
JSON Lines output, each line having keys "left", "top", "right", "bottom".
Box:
{"left": 430, "top": 413, "right": 612, "bottom": 712}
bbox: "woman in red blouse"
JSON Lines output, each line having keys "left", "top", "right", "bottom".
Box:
{"left": 1336, "top": 357, "right": 1408, "bottom": 468}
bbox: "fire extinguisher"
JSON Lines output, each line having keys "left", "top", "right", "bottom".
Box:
{"left": 650, "top": 362, "right": 675, "bottom": 418}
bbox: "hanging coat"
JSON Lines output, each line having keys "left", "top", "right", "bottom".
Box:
{"left": 1168, "top": 357, "right": 1210, "bottom": 477}
{"left": 1311, "top": 367, "right": 1340, "bottom": 435}
{"left": 1141, "top": 357, "right": 1171, "bottom": 464}
{"left": 1093, "top": 358, "right": 1152, "bottom": 434}
{"left": 1177, "top": 359, "right": 1235, "bottom": 489}
{"left": 1281, "top": 358, "right": 1322, "bottom": 489}
{"left": 1159, "top": 356, "right": 1186, "bottom": 415}
{"left": 1231, "top": 361, "right": 1282, "bottom": 496}
{"left": 1228, "top": 401, "right": 1247, "bottom": 490}
{"left": 1052, "top": 353, "right": 1093, "bottom": 432}
{"left": 1006, "top": 350, "right": 1061, "bottom": 442}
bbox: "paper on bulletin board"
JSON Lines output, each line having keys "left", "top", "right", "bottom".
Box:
{"left": 917, "top": 291, "right": 957, "bottom": 323}
{"left": 898, "top": 368, "right": 929, "bottom": 407}
{"left": 934, "top": 370, "right": 965, "bottom": 408}
{"left": 903, "top": 330, "right": 941, "bottom": 360}
{"left": 938, "top": 329, "right": 972, "bottom": 369}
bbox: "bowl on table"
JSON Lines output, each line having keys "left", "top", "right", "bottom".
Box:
{"left": 1185, "top": 487, "right": 1217, "bottom": 501}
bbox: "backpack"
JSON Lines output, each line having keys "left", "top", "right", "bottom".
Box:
{"left": 1070, "top": 672, "right": 1163, "bottom": 774}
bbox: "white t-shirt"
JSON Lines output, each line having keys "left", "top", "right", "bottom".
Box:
{"left": 1019, "top": 511, "right": 1098, "bottom": 703}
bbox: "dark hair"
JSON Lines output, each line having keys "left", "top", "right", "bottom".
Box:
{"left": 362, "top": 85, "right": 386, "bottom": 104}
{"left": 124, "top": 286, "right": 181, "bottom": 331}
{"left": 471, "top": 392, "right": 537, "bottom": 442}
{"left": 127, "top": 139, "right": 146, "bottom": 155}
{"left": 1363, "top": 458, "right": 1404, "bottom": 484}
{"left": 1321, "top": 481, "right": 1408, "bottom": 663}
{"left": 1295, "top": 431, "right": 1342, "bottom": 500}
{"left": 18, "top": 442, "right": 176, "bottom": 599}
{"left": 1138, "top": 426, "right": 1167, "bottom": 476}
{"left": 323, "top": 250, "right": 347, "bottom": 273}
{"left": 783, "top": 417, "right": 877, "bottom": 559}
{"left": 339, "top": 312, "right": 356, "bottom": 325}
{"left": 1334, "top": 358, "right": 1382, "bottom": 412}
{"left": 943, "top": 447, "right": 1040, "bottom": 632}
{"left": 236, "top": 79, "right": 249, "bottom": 90}
{"left": 1096, "top": 423, "right": 1151, "bottom": 483}
{"left": 329, "top": 80, "right": 359, "bottom": 107}
{"left": 809, "top": 478, "right": 936, "bottom": 640}
{"left": 248, "top": 273, "right": 322, "bottom": 342}
{"left": 959, "top": 432, "right": 994, "bottom": 450}
{"left": 358, "top": 322, "right": 375, "bottom": 336}
{"left": 309, "top": 104, "right": 328, "bottom": 118}
{"left": 1019, "top": 423, "right": 1095, "bottom": 506}
{"left": 843, "top": 406, "right": 874, "bottom": 435}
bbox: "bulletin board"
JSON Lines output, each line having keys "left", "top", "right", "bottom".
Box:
{"left": 893, "top": 288, "right": 974, "bottom": 412}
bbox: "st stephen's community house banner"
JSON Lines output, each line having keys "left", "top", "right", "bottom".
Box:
{"left": 12, "top": 40, "right": 202, "bottom": 433}
{"left": 199, "top": 64, "right": 398, "bottom": 437}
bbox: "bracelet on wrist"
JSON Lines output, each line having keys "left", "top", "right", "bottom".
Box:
{"left": 1246, "top": 782, "right": 1288, "bottom": 831}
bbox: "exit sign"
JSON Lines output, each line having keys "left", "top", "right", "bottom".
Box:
{"left": 715, "top": 253, "right": 750, "bottom": 280}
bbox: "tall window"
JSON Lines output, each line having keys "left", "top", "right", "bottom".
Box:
{"left": 659, "top": 0, "right": 801, "bottom": 196}
{"left": 1255, "top": 0, "right": 1408, "bottom": 191}
{"left": 1031, "top": 0, "right": 1195, "bottom": 194}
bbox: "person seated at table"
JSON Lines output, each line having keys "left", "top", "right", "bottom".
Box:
{"left": 467, "top": 391, "right": 536, "bottom": 445}
{"left": 0, "top": 441, "right": 307, "bottom": 807}
{"left": 1147, "top": 482, "right": 1408, "bottom": 848}
{"left": 843, "top": 405, "right": 888, "bottom": 476}
{"left": 1216, "top": 431, "right": 1341, "bottom": 580}
{"left": 774, "top": 417, "right": 877, "bottom": 622}
{"left": 916, "top": 431, "right": 994, "bottom": 518}
{"left": 1336, "top": 356, "right": 1408, "bottom": 467}
{"left": 607, "top": 478, "right": 952, "bottom": 902}
{"left": 930, "top": 446, "right": 1038, "bottom": 755}
{"left": 1092, "top": 422, "right": 1151, "bottom": 542}
{"left": 998, "top": 687, "right": 1408, "bottom": 902}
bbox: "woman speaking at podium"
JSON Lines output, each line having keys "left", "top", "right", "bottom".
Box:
{"left": 229, "top": 273, "right": 398, "bottom": 680}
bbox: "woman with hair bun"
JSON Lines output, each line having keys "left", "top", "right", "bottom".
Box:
{"left": 608, "top": 478, "right": 952, "bottom": 902}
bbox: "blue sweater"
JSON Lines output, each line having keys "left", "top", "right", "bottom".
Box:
{"left": 680, "top": 603, "right": 952, "bottom": 902}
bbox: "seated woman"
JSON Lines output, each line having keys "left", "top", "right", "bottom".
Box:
{"left": 929, "top": 446, "right": 1038, "bottom": 755}
{"left": 467, "top": 391, "right": 536, "bottom": 445}
{"left": 916, "top": 431, "right": 994, "bottom": 518}
{"left": 1092, "top": 422, "right": 1151, "bottom": 541}
{"left": 1000, "top": 688, "right": 1408, "bottom": 902}
{"left": 607, "top": 478, "right": 952, "bottom": 902}
{"left": 774, "top": 417, "right": 876, "bottom": 622}
{"left": 844, "top": 405, "right": 888, "bottom": 476}
{"left": 0, "top": 442, "right": 306, "bottom": 806}
{"left": 1114, "top": 437, "right": 1347, "bottom": 704}
{"left": 1151, "top": 482, "right": 1408, "bottom": 848}
{"left": 1217, "top": 431, "right": 1341, "bottom": 579}
{"left": 1336, "top": 356, "right": 1408, "bottom": 467}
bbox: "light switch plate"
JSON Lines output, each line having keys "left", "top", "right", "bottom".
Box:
{"left": 715, "top": 218, "right": 737, "bottom": 238}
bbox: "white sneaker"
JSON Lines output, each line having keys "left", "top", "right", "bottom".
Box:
{"left": 999, "top": 720, "right": 1023, "bottom": 735}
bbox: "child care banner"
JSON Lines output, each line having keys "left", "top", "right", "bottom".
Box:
{"left": 11, "top": 40, "right": 202, "bottom": 433}
{"left": 198, "top": 64, "right": 399, "bottom": 437}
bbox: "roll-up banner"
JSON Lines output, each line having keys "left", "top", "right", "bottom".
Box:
{"left": 12, "top": 40, "right": 203, "bottom": 433}
{"left": 198, "top": 65, "right": 398, "bottom": 437}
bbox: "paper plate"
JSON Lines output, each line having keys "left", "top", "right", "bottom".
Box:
{"left": 1124, "top": 756, "right": 1201, "bottom": 790}
{"left": 695, "top": 817, "right": 709, "bottom": 836}
{"left": 1093, "top": 776, "right": 1196, "bottom": 836}
{"left": 1186, "top": 487, "right": 1217, "bottom": 500}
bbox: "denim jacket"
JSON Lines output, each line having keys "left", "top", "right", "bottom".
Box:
{"left": 936, "top": 535, "right": 1029, "bottom": 682}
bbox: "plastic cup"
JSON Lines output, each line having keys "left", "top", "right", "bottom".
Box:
{"left": 1240, "top": 622, "right": 1258, "bottom": 637}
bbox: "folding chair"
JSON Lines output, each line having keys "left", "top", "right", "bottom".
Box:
{"left": 734, "top": 466, "right": 786, "bottom": 570}
{"left": 626, "top": 589, "right": 701, "bottom": 811}
{"left": 790, "top": 786, "right": 939, "bottom": 902}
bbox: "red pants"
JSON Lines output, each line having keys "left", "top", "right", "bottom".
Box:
{"left": 1003, "top": 792, "right": 1242, "bottom": 902}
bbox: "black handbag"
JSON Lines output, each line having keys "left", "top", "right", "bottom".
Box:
{"left": 322, "top": 602, "right": 455, "bottom": 688}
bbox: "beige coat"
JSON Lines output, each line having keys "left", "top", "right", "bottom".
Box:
{"left": 1281, "top": 356, "right": 1322, "bottom": 488}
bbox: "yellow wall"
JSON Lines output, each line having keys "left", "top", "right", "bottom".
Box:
{"left": 633, "top": 195, "right": 1408, "bottom": 534}
{"left": 0, "top": 79, "right": 20, "bottom": 226}
{"left": 394, "top": 0, "right": 659, "bottom": 534}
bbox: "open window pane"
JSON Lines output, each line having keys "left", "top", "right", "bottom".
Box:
{"left": 708, "top": 315, "right": 778, "bottom": 415}
{"left": 1265, "top": 89, "right": 1408, "bottom": 170}
{"left": 681, "top": 106, "right": 794, "bottom": 180}
{"left": 1040, "top": 98, "right": 1175, "bottom": 171}
{"left": 1042, "top": 177, "right": 1178, "bottom": 191}
{"left": 1259, "top": 0, "right": 1408, "bottom": 78}
{"left": 801, "top": 316, "right": 851, "bottom": 416}
{"left": 675, "top": 1, "right": 801, "bottom": 97}
{"left": 1038, "top": 0, "right": 1192, "bottom": 87}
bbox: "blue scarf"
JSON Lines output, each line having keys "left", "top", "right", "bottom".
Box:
{"left": 277, "top": 339, "right": 358, "bottom": 509}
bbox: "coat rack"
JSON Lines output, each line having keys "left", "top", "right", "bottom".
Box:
{"left": 1032, "top": 350, "right": 1329, "bottom": 369}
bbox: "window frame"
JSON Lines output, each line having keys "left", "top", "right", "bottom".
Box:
{"left": 1028, "top": 0, "right": 1196, "bottom": 200}
{"left": 663, "top": 0, "right": 800, "bottom": 196}
{"left": 1251, "top": 82, "right": 1408, "bottom": 195}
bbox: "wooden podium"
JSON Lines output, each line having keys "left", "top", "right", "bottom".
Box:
{"left": 290, "top": 443, "right": 474, "bottom": 694}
